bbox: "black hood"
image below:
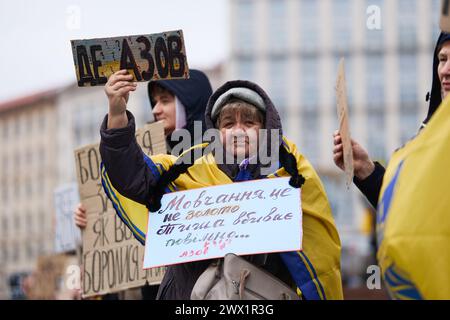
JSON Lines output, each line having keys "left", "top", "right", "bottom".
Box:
{"left": 425, "top": 32, "right": 450, "bottom": 125}
{"left": 147, "top": 69, "right": 212, "bottom": 148}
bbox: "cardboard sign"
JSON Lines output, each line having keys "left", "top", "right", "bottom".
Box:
{"left": 71, "top": 30, "right": 189, "bottom": 87}
{"left": 27, "top": 254, "right": 67, "bottom": 300}
{"left": 74, "top": 121, "right": 166, "bottom": 298}
{"left": 54, "top": 183, "right": 82, "bottom": 253}
{"left": 143, "top": 177, "right": 302, "bottom": 269}
{"left": 336, "top": 58, "right": 354, "bottom": 188}
{"left": 440, "top": 0, "right": 450, "bottom": 33}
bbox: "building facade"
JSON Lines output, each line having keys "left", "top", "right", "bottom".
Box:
{"left": 228, "top": 0, "right": 440, "bottom": 286}
{"left": 0, "top": 91, "right": 59, "bottom": 298}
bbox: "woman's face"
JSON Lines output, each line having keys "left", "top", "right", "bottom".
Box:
{"left": 218, "top": 107, "right": 263, "bottom": 160}
{"left": 152, "top": 88, "right": 176, "bottom": 136}
{"left": 438, "top": 42, "right": 450, "bottom": 99}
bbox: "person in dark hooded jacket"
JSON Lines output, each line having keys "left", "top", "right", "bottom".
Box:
{"left": 333, "top": 32, "right": 450, "bottom": 209}
{"left": 148, "top": 69, "right": 212, "bottom": 152}
{"left": 100, "top": 71, "right": 343, "bottom": 300}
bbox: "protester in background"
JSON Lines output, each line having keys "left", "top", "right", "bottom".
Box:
{"left": 332, "top": 32, "right": 450, "bottom": 209}
{"left": 148, "top": 69, "right": 213, "bottom": 152}
{"left": 99, "top": 69, "right": 343, "bottom": 300}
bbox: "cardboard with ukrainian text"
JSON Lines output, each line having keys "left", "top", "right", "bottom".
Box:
{"left": 74, "top": 121, "right": 166, "bottom": 298}
{"left": 71, "top": 30, "right": 189, "bottom": 87}
{"left": 143, "top": 177, "right": 302, "bottom": 269}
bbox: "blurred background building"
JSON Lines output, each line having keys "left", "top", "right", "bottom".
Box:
{"left": 0, "top": 67, "right": 223, "bottom": 299}
{"left": 226, "top": 0, "right": 440, "bottom": 295}
{"left": 0, "top": 0, "right": 443, "bottom": 299}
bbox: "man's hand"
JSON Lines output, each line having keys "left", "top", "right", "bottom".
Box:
{"left": 333, "top": 130, "right": 375, "bottom": 180}
{"left": 105, "top": 69, "right": 137, "bottom": 129}
{"left": 74, "top": 203, "right": 87, "bottom": 229}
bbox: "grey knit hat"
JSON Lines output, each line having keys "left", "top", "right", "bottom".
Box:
{"left": 211, "top": 87, "right": 266, "bottom": 121}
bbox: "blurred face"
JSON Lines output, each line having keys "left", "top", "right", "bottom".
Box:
{"left": 438, "top": 42, "right": 450, "bottom": 99}
{"left": 151, "top": 86, "right": 176, "bottom": 136}
{"left": 218, "top": 103, "right": 264, "bottom": 160}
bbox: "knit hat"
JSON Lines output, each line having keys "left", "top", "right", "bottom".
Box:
{"left": 210, "top": 87, "right": 266, "bottom": 121}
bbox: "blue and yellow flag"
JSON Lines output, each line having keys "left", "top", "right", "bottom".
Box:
{"left": 101, "top": 138, "right": 343, "bottom": 300}
{"left": 377, "top": 96, "right": 450, "bottom": 300}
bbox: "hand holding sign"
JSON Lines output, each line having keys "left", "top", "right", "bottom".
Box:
{"left": 105, "top": 70, "right": 136, "bottom": 120}
{"left": 333, "top": 59, "right": 376, "bottom": 184}
{"left": 335, "top": 58, "right": 354, "bottom": 188}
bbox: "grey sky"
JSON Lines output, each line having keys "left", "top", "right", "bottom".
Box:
{"left": 0, "top": 0, "right": 228, "bottom": 102}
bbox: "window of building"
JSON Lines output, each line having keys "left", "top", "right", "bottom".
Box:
{"left": 398, "top": 53, "right": 419, "bottom": 145}
{"left": 365, "top": 0, "right": 384, "bottom": 51}
{"left": 2, "top": 244, "right": 8, "bottom": 265}
{"left": 301, "top": 110, "right": 320, "bottom": 165}
{"left": 366, "top": 54, "right": 387, "bottom": 162}
{"left": 39, "top": 210, "right": 46, "bottom": 232}
{"left": 2, "top": 216, "right": 8, "bottom": 236}
{"left": 236, "top": 0, "right": 254, "bottom": 54}
{"left": 366, "top": 54, "right": 385, "bottom": 108}
{"left": 299, "top": 0, "right": 319, "bottom": 52}
{"left": 12, "top": 242, "right": 19, "bottom": 262}
{"left": 14, "top": 117, "right": 21, "bottom": 137}
{"left": 269, "top": 0, "right": 287, "bottom": 53}
{"left": 301, "top": 57, "right": 319, "bottom": 112}
{"left": 2, "top": 121, "right": 8, "bottom": 140}
{"left": 399, "top": 111, "right": 418, "bottom": 145}
{"left": 269, "top": 57, "right": 287, "bottom": 116}
{"left": 399, "top": 54, "right": 418, "bottom": 106}
{"left": 1, "top": 182, "right": 7, "bottom": 203}
{"left": 367, "top": 110, "right": 386, "bottom": 162}
{"left": 333, "top": 0, "right": 353, "bottom": 52}
{"left": 398, "top": 0, "right": 417, "bottom": 50}
{"left": 73, "top": 106, "right": 82, "bottom": 147}
{"left": 237, "top": 58, "right": 255, "bottom": 81}
{"left": 431, "top": 0, "right": 440, "bottom": 45}
{"left": 38, "top": 111, "right": 46, "bottom": 132}
{"left": 321, "top": 175, "right": 354, "bottom": 227}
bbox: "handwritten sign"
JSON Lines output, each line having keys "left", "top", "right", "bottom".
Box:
{"left": 54, "top": 183, "right": 82, "bottom": 253}
{"left": 336, "top": 58, "right": 354, "bottom": 188}
{"left": 143, "top": 177, "right": 302, "bottom": 269}
{"left": 71, "top": 30, "right": 189, "bottom": 87}
{"left": 74, "top": 121, "right": 166, "bottom": 298}
{"left": 440, "top": 0, "right": 450, "bottom": 32}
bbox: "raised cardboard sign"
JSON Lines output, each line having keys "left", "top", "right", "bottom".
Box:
{"left": 440, "top": 0, "right": 450, "bottom": 33}
{"left": 143, "top": 177, "right": 302, "bottom": 269}
{"left": 54, "top": 183, "right": 82, "bottom": 253}
{"left": 74, "top": 121, "right": 166, "bottom": 298}
{"left": 71, "top": 30, "right": 189, "bottom": 87}
{"left": 336, "top": 58, "right": 354, "bottom": 188}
